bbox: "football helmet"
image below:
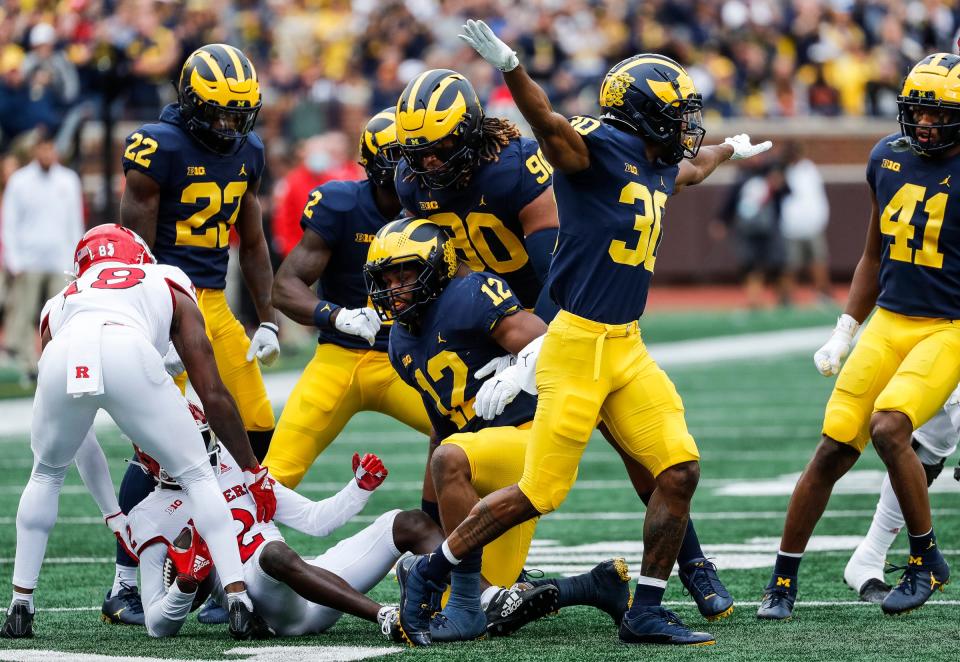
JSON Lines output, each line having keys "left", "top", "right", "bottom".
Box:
{"left": 74, "top": 224, "right": 155, "bottom": 277}
{"left": 599, "top": 54, "right": 704, "bottom": 166}
{"left": 364, "top": 218, "right": 458, "bottom": 329}
{"left": 897, "top": 53, "right": 960, "bottom": 156}
{"left": 176, "top": 43, "right": 261, "bottom": 155}
{"left": 359, "top": 107, "right": 402, "bottom": 188}
{"left": 395, "top": 69, "right": 484, "bottom": 189}
{"left": 133, "top": 401, "right": 219, "bottom": 489}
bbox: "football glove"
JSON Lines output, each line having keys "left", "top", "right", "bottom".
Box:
{"left": 459, "top": 19, "right": 519, "bottom": 72}
{"left": 474, "top": 354, "right": 516, "bottom": 380}
{"left": 723, "top": 134, "right": 773, "bottom": 161}
{"left": 162, "top": 341, "right": 185, "bottom": 377}
{"left": 104, "top": 511, "right": 138, "bottom": 562}
{"left": 166, "top": 525, "right": 213, "bottom": 591}
{"left": 246, "top": 322, "right": 280, "bottom": 366}
{"left": 352, "top": 452, "right": 388, "bottom": 491}
{"left": 333, "top": 307, "right": 381, "bottom": 347}
{"left": 814, "top": 314, "right": 859, "bottom": 376}
{"left": 243, "top": 465, "right": 277, "bottom": 523}
{"left": 474, "top": 335, "right": 544, "bottom": 420}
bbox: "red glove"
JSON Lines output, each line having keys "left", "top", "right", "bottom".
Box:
{"left": 353, "top": 452, "right": 388, "bottom": 491}
{"left": 167, "top": 525, "right": 212, "bottom": 591}
{"left": 243, "top": 465, "right": 277, "bottom": 523}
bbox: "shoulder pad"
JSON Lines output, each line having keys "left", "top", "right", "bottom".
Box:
{"left": 314, "top": 180, "right": 364, "bottom": 213}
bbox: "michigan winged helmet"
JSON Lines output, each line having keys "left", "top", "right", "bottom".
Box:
{"left": 897, "top": 53, "right": 960, "bottom": 156}
{"left": 359, "top": 107, "right": 403, "bottom": 188}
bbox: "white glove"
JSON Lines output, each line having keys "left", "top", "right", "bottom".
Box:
{"left": 333, "top": 307, "right": 381, "bottom": 347}
{"left": 246, "top": 322, "right": 280, "bottom": 366}
{"left": 458, "top": 19, "right": 519, "bottom": 72}
{"left": 723, "top": 133, "right": 773, "bottom": 161}
{"left": 473, "top": 335, "right": 544, "bottom": 420}
{"left": 813, "top": 314, "right": 859, "bottom": 376}
{"left": 474, "top": 354, "right": 515, "bottom": 381}
{"left": 162, "top": 341, "right": 185, "bottom": 377}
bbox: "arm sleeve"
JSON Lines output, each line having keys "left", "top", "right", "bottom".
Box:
{"left": 141, "top": 544, "right": 195, "bottom": 638}
{"left": 272, "top": 478, "right": 372, "bottom": 538}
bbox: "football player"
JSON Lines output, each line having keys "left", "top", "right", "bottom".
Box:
{"left": 0, "top": 225, "right": 274, "bottom": 640}
{"left": 366, "top": 218, "right": 639, "bottom": 643}
{"left": 264, "top": 109, "right": 431, "bottom": 489}
{"left": 844, "top": 385, "right": 959, "bottom": 602}
{"left": 392, "top": 21, "right": 771, "bottom": 647}
{"left": 395, "top": 68, "right": 732, "bottom": 622}
{"left": 112, "top": 43, "right": 278, "bottom": 625}
{"left": 125, "top": 403, "right": 442, "bottom": 639}
{"left": 757, "top": 53, "right": 960, "bottom": 620}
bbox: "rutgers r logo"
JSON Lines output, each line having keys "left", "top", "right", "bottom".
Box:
{"left": 75, "top": 366, "right": 90, "bottom": 378}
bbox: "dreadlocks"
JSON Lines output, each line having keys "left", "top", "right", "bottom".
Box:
{"left": 478, "top": 117, "right": 522, "bottom": 163}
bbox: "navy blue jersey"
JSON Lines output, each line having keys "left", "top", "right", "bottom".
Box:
{"left": 550, "top": 117, "right": 679, "bottom": 324}
{"left": 867, "top": 133, "right": 960, "bottom": 319}
{"left": 301, "top": 179, "right": 393, "bottom": 351}
{"left": 388, "top": 272, "right": 537, "bottom": 439}
{"left": 121, "top": 104, "right": 266, "bottom": 289}
{"left": 395, "top": 136, "right": 551, "bottom": 308}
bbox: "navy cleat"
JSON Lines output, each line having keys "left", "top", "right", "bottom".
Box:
{"left": 197, "top": 596, "right": 229, "bottom": 624}
{"left": 485, "top": 583, "right": 559, "bottom": 636}
{"left": 756, "top": 576, "right": 797, "bottom": 620}
{"left": 857, "top": 578, "right": 891, "bottom": 605}
{"left": 679, "top": 557, "right": 734, "bottom": 621}
{"left": 619, "top": 606, "right": 715, "bottom": 646}
{"left": 588, "top": 557, "right": 632, "bottom": 626}
{"left": 395, "top": 554, "right": 444, "bottom": 647}
{"left": 228, "top": 601, "right": 274, "bottom": 640}
{"left": 881, "top": 554, "right": 949, "bottom": 615}
{"left": 1, "top": 602, "right": 33, "bottom": 638}
{"left": 100, "top": 584, "right": 145, "bottom": 625}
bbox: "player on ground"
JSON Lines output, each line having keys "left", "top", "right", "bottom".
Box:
{"left": 395, "top": 69, "right": 733, "bottom": 621}
{"left": 390, "top": 24, "right": 771, "bottom": 645}
{"left": 0, "top": 225, "right": 274, "bottom": 640}
{"left": 366, "top": 219, "right": 632, "bottom": 643}
{"left": 112, "top": 43, "right": 279, "bottom": 625}
{"left": 757, "top": 53, "right": 960, "bottom": 620}
{"left": 843, "top": 384, "right": 960, "bottom": 603}
{"left": 265, "top": 109, "right": 431, "bottom": 489}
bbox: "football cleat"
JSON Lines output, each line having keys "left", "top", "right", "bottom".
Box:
{"left": 484, "top": 584, "right": 559, "bottom": 637}
{"left": 197, "top": 596, "right": 229, "bottom": 624}
{"left": 857, "top": 578, "right": 892, "bottom": 604}
{"left": 100, "top": 584, "right": 145, "bottom": 625}
{"left": 228, "top": 600, "right": 274, "bottom": 640}
{"left": 881, "top": 554, "right": 950, "bottom": 615}
{"left": 395, "top": 554, "right": 444, "bottom": 647}
{"left": 756, "top": 577, "right": 797, "bottom": 620}
{"left": 429, "top": 610, "right": 487, "bottom": 642}
{"left": 1, "top": 602, "right": 33, "bottom": 638}
{"left": 378, "top": 606, "right": 404, "bottom": 643}
{"left": 618, "top": 606, "right": 715, "bottom": 646}
{"left": 679, "top": 557, "right": 734, "bottom": 621}
{"left": 587, "top": 557, "right": 632, "bottom": 626}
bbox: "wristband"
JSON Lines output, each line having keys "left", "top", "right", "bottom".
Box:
{"left": 313, "top": 301, "right": 342, "bottom": 329}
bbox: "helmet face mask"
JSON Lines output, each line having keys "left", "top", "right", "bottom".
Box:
{"left": 897, "top": 53, "right": 960, "bottom": 157}
{"left": 359, "top": 108, "right": 402, "bottom": 188}
{"left": 177, "top": 44, "right": 261, "bottom": 156}
{"left": 396, "top": 69, "right": 484, "bottom": 190}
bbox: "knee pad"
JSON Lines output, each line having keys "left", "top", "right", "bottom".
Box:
{"left": 912, "top": 439, "right": 947, "bottom": 486}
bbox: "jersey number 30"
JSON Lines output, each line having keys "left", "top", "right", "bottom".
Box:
{"left": 609, "top": 182, "right": 667, "bottom": 272}
{"left": 880, "top": 182, "right": 947, "bottom": 269}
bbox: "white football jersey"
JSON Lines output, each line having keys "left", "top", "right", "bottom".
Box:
{"left": 41, "top": 261, "right": 196, "bottom": 356}
{"left": 127, "top": 447, "right": 283, "bottom": 563}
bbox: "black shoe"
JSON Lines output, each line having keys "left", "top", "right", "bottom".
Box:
{"left": 484, "top": 584, "right": 559, "bottom": 637}
{"left": 588, "top": 557, "right": 632, "bottom": 626}
{"left": 882, "top": 554, "right": 950, "bottom": 615}
{"left": 228, "top": 601, "right": 274, "bottom": 640}
{"left": 1, "top": 602, "right": 33, "bottom": 638}
{"left": 756, "top": 577, "right": 797, "bottom": 620}
{"left": 100, "top": 584, "right": 145, "bottom": 625}
{"left": 857, "top": 578, "right": 891, "bottom": 605}
{"left": 679, "top": 558, "right": 734, "bottom": 621}
{"left": 618, "top": 606, "right": 715, "bottom": 645}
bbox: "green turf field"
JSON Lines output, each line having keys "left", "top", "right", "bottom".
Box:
{"left": 0, "top": 320, "right": 957, "bottom": 661}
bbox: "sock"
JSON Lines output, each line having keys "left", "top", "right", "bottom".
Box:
{"left": 112, "top": 563, "right": 138, "bottom": 595}
{"left": 10, "top": 590, "right": 33, "bottom": 614}
{"left": 226, "top": 589, "right": 252, "bottom": 612}
{"left": 676, "top": 519, "right": 705, "bottom": 566}
{"left": 248, "top": 430, "right": 273, "bottom": 464}
{"left": 117, "top": 459, "right": 156, "bottom": 566}
{"left": 446, "top": 568, "right": 482, "bottom": 613}
{"left": 630, "top": 576, "right": 667, "bottom": 611}
{"left": 421, "top": 541, "right": 459, "bottom": 583}
{"left": 528, "top": 575, "right": 590, "bottom": 609}
{"left": 908, "top": 528, "right": 938, "bottom": 559}
{"left": 421, "top": 499, "right": 441, "bottom": 527}
{"left": 771, "top": 551, "right": 802, "bottom": 591}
